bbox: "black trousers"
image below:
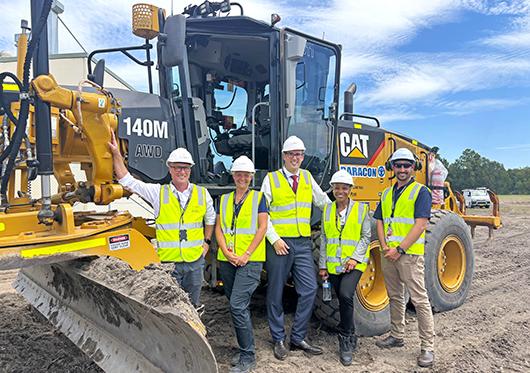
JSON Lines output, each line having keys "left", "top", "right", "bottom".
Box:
{"left": 329, "top": 269, "right": 363, "bottom": 336}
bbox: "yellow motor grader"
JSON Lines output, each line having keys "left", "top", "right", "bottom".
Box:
{"left": 0, "top": 0, "right": 501, "bottom": 370}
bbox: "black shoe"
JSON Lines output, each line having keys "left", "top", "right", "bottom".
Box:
{"left": 350, "top": 334, "right": 358, "bottom": 352}
{"left": 273, "top": 340, "right": 288, "bottom": 360}
{"left": 338, "top": 334, "right": 352, "bottom": 366}
{"left": 417, "top": 350, "right": 434, "bottom": 367}
{"left": 375, "top": 335, "right": 404, "bottom": 349}
{"left": 289, "top": 340, "right": 323, "bottom": 355}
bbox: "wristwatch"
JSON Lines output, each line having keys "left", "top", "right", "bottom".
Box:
{"left": 204, "top": 238, "right": 212, "bottom": 246}
{"left": 396, "top": 246, "right": 406, "bottom": 255}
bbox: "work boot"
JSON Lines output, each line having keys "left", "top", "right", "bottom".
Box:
{"left": 417, "top": 350, "right": 434, "bottom": 367}
{"left": 375, "top": 335, "right": 404, "bottom": 349}
{"left": 350, "top": 334, "right": 358, "bottom": 352}
{"left": 229, "top": 359, "right": 256, "bottom": 373}
{"left": 231, "top": 352, "right": 240, "bottom": 366}
{"left": 338, "top": 334, "right": 353, "bottom": 366}
{"left": 273, "top": 340, "right": 288, "bottom": 360}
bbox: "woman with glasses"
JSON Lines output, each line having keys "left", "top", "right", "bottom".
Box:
{"left": 319, "top": 169, "right": 371, "bottom": 366}
{"left": 215, "top": 156, "right": 268, "bottom": 373}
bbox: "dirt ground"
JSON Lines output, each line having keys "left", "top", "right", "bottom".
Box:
{"left": 1, "top": 197, "right": 529, "bottom": 372}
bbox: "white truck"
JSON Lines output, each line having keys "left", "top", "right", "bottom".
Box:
{"left": 462, "top": 187, "right": 491, "bottom": 208}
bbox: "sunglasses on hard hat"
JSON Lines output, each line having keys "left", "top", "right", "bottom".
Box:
{"left": 393, "top": 162, "right": 413, "bottom": 169}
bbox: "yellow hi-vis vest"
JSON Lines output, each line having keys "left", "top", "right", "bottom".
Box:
{"left": 268, "top": 169, "right": 313, "bottom": 237}
{"left": 381, "top": 181, "right": 426, "bottom": 255}
{"left": 323, "top": 201, "right": 369, "bottom": 274}
{"left": 218, "top": 190, "right": 266, "bottom": 262}
{"left": 156, "top": 184, "right": 206, "bottom": 262}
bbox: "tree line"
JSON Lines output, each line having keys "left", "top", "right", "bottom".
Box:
{"left": 439, "top": 149, "right": 530, "bottom": 195}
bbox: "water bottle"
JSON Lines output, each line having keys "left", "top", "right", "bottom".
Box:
{"left": 322, "top": 280, "right": 332, "bottom": 302}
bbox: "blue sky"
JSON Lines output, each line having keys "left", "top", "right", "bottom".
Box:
{"left": 1, "top": 0, "right": 529, "bottom": 168}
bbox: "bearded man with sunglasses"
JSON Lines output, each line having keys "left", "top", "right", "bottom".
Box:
{"left": 373, "top": 148, "right": 435, "bottom": 368}
{"left": 109, "top": 133, "right": 215, "bottom": 309}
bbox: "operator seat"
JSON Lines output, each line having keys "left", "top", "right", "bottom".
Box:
{"left": 227, "top": 100, "right": 270, "bottom": 168}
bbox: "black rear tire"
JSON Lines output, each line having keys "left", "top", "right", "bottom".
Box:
{"left": 424, "top": 210, "right": 474, "bottom": 312}
{"left": 312, "top": 228, "right": 391, "bottom": 337}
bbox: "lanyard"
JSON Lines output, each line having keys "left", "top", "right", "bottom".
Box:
{"left": 391, "top": 179, "right": 414, "bottom": 218}
{"left": 281, "top": 169, "right": 298, "bottom": 192}
{"left": 230, "top": 189, "right": 251, "bottom": 233}
{"left": 335, "top": 201, "right": 351, "bottom": 244}
{"left": 175, "top": 186, "right": 192, "bottom": 224}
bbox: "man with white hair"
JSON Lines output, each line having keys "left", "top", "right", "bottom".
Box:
{"left": 109, "top": 133, "right": 215, "bottom": 308}
{"left": 261, "top": 135, "right": 331, "bottom": 360}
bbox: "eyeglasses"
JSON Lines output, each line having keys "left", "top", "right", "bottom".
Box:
{"left": 169, "top": 165, "right": 192, "bottom": 172}
{"left": 393, "top": 162, "right": 413, "bottom": 169}
{"left": 285, "top": 151, "right": 305, "bottom": 158}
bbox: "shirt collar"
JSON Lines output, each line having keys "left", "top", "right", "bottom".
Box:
{"left": 171, "top": 182, "right": 192, "bottom": 194}
{"left": 282, "top": 166, "right": 300, "bottom": 178}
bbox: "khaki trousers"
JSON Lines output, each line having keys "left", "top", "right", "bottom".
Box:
{"left": 381, "top": 254, "right": 434, "bottom": 350}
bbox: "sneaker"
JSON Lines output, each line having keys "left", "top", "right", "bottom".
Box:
{"left": 194, "top": 303, "right": 205, "bottom": 317}
{"left": 417, "top": 349, "right": 434, "bottom": 367}
{"left": 229, "top": 359, "right": 256, "bottom": 373}
{"left": 375, "top": 335, "right": 404, "bottom": 349}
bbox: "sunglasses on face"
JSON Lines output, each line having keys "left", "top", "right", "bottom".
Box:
{"left": 393, "top": 162, "right": 413, "bottom": 169}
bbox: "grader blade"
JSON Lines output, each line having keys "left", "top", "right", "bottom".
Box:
{"left": 13, "top": 259, "right": 218, "bottom": 373}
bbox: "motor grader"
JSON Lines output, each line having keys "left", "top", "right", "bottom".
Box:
{"left": 0, "top": 0, "right": 501, "bottom": 371}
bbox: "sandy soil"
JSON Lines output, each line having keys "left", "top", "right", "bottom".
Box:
{"left": 1, "top": 198, "right": 529, "bottom": 372}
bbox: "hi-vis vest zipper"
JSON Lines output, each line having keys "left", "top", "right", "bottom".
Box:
{"left": 268, "top": 169, "right": 313, "bottom": 237}
{"left": 381, "top": 181, "right": 426, "bottom": 255}
{"left": 218, "top": 190, "right": 266, "bottom": 262}
{"left": 156, "top": 184, "right": 206, "bottom": 262}
{"left": 323, "top": 201, "right": 370, "bottom": 274}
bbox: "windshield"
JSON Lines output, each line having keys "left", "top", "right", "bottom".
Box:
{"left": 287, "top": 40, "right": 337, "bottom": 183}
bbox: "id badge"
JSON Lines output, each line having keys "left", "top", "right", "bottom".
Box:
{"left": 227, "top": 234, "right": 234, "bottom": 252}
{"left": 386, "top": 226, "right": 393, "bottom": 237}
{"left": 179, "top": 229, "right": 188, "bottom": 241}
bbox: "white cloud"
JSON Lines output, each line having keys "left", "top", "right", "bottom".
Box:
{"left": 439, "top": 97, "right": 530, "bottom": 115}
{"left": 360, "top": 52, "right": 530, "bottom": 106}
{"left": 495, "top": 143, "right": 530, "bottom": 150}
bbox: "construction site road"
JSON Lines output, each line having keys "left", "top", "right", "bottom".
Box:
{"left": 1, "top": 196, "right": 529, "bottom": 372}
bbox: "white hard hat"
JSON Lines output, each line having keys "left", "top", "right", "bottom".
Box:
{"left": 330, "top": 169, "right": 354, "bottom": 186}
{"left": 390, "top": 148, "right": 415, "bottom": 163}
{"left": 231, "top": 155, "right": 255, "bottom": 173}
{"left": 166, "top": 148, "right": 195, "bottom": 166}
{"left": 282, "top": 136, "right": 306, "bottom": 152}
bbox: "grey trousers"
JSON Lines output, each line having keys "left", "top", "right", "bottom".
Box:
{"left": 219, "top": 261, "right": 263, "bottom": 363}
{"left": 265, "top": 237, "right": 318, "bottom": 344}
{"left": 171, "top": 256, "right": 205, "bottom": 307}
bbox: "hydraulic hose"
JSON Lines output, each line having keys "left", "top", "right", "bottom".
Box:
{"left": 0, "top": 0, "right": 53, "bottom": 202}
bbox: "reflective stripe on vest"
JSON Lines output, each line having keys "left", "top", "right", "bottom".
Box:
{"left": 156, "top": 184, "right": 206, "bottom": 262}
{"left": 323, "top": 201, "right": 369, "bottom": 274}
{"left": 381, "top": 181, "right": 425, "bottom": 255}
{"left": 268, "top": 169, "right": 312, "bottom": 237}
{"left": 218, "top": 190, "right": 266, "bottom": 262}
